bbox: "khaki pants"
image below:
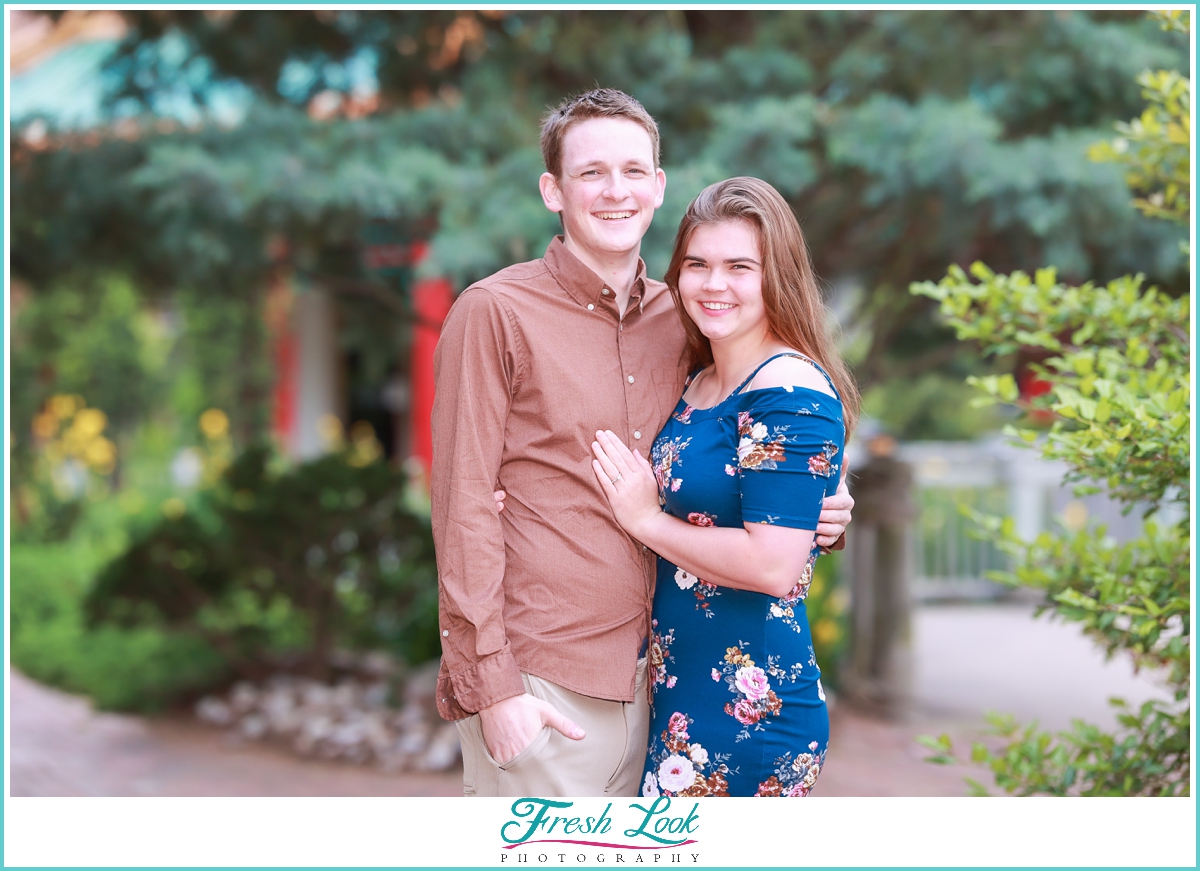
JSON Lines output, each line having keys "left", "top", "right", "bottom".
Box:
{"left": 455, "top": 659, "right": 649, "bottom": 797}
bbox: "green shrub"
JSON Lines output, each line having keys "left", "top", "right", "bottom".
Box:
{"left": 910, "top": 13, "right": 1189, "bottom": 795}
{"left": 87, "top": 443, "right": 440, "bottom": 683}
{"left": 10, "top": 543, "right": 228, "bottom": 712}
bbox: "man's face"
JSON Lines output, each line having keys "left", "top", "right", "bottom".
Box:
{"left": 539, "top": 117, "right": 666, "bottom": 271}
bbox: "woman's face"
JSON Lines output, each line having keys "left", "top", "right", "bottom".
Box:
{"left": 678, "top": 220, "right": 770, "bottom": 348}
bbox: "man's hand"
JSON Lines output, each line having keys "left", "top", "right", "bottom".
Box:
{"left": 815, "top": 478, "right": 854, "bottom": 549}
{"left": 478, "top": 693, "right": 585, "bottom": 766}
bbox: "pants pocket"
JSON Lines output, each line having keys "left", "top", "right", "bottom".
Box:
{"left": 496, "top": 724, "right": 552, "bottom": 771}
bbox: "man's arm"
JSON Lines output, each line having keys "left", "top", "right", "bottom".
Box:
{"left": 431, "top": 289, "right": 584, "bottom": 762}
{"left": 431, "top": 289, "right": 527, "bottom": 715}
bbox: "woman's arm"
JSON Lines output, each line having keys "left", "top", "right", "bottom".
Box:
{"left": 591, "top": 430, "right": 815, "bottom": 599}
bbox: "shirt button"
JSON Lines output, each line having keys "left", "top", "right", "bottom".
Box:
{"left": 627, "top": 375, "right": 635, "bottom": 383}
{"left": 442, "top": 630, "right": 449, "bottom": 637}
{"left": 634, "top": 431, "right": 642, "bottom": 439}
{"left": 602, "top": 288, "right": 610, "bottom": 296}
{"left": 587, "top": 304, "right": 595, "bottom": 311}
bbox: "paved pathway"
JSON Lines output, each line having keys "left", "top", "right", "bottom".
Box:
{"left": 9, "top": 602, "right": 1165, "bottom": 797}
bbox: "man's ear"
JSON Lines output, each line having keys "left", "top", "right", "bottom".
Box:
{"left": 654, "top": 167, "right": 666, "bottom": 209}
{"left": 539, "top": 172, "right": 564, "bottom": 214}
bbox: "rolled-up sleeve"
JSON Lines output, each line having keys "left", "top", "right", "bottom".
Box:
{"left": 431, "top": 288, "right": 527, "bottom": 718}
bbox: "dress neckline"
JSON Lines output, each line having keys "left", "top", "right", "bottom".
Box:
{"left": 679, "top": 352, "right": 840, "bottom": 412}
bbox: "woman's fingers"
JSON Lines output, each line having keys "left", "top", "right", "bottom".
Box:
{"left": 592, "top": 459, "right": 617, "bottom": 498}
{"left": 591, "top": 440, "right": 623, "bottom": 484}
{"left": 596, "top": 430, "right": 637, "bottom": 476}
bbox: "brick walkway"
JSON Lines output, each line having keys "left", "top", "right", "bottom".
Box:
{"left": 8, "top": 668, "right": 974, "bottom": 797}
{"left": 10, "top": 603, "right": 1162, "bottom": 797}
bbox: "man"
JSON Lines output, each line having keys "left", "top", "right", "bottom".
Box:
{"left": 430, "top": 89, "right": 853, "bottom": 797}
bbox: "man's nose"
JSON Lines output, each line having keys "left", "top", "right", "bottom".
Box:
{"left": 603, "top": 172, "right": 629, "bottom": 199}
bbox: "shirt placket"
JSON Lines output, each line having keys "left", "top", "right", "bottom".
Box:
{"left": 614, "top": 291, "right": 657, "bottom": 658}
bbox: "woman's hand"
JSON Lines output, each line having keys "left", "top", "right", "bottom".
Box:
{"left": 591, "top": 430, "right": 664, "bottom": 543}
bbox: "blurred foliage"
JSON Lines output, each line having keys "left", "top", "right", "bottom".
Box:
{"left": 11, "top": 9, "right": 1190, "bottom": 445}
{"left": 911, "top": 16, "right": 1190, "bottom": 795}
{"left": 1089, "top": 67, "right": 1190, "bottom": 228}
{"left": 11, "top": 541, "right": 228, "bottom": 712}
{"left": 804, "top": 555, "right": 848, "bottom": 691}
{"left": 87, "top": 442, "right": 441, "bottom": 687}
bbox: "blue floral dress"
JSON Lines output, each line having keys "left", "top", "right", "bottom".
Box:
{"left": 640, "top": 353, "right": 844, "bottom": 798}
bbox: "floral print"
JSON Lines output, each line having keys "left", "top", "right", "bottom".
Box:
{"left": 672, "top": 512, "right": 722, "bottom": 616}
{"left": 643, "top": 353, "right": 842, "bottom": 796}
{"left": 713, "top": 643, "right": 806, "bottom": 741}
{"left": 754, "top": 743, "right": 826, "bottom": 797}
{"left": 648, "top": 619, "right": 677, "bottom": 690}
{"left": 732, "top": 411, "right": 789, "bottom": 473}
{"left": 642, "top": 711, "right": 735, "bottom": 797}
{"left": 651, "top": 435, "right": 692, "bottom": 496}
{"left": 807, "top": 440, "right": 840, "bottom": 478}
{"left": 767, "top": 552, "right": 818, "bottom": 633}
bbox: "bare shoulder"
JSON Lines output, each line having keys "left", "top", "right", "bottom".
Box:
{"left": 750, "top": 353, "right": 836, "bottom": 398}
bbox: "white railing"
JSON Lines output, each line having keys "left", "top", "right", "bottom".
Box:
{"left": 875, "top": 436, "right": 1158, "bottom": 601}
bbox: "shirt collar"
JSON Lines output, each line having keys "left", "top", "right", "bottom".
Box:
{"left": 544, "top": 236, "right": 649, "bottom": 313}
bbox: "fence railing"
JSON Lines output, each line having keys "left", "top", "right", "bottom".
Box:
{"left": 883, "top": 436, "right": 1153, "bottom": 601}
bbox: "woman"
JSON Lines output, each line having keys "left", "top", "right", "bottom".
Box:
{"left": 590, "top": 177, "right": 860, "bottom": 797}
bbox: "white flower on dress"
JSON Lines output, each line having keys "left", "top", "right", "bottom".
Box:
{"left": 736, "top": 437, "right": 755, "bottom": 464}
{"left": 674, "top": 568, "right": 698, "bottom": 590}
{"left": 688, "top": 743, "right": 709, "bottom": 766}
{"left": 770, "top": 603, "right": 784, "bottom": 618}
{"left": 642, "top": 771, "right": 660, "bottom": 797}
{"left": 750, "top": 422, "right": 768, "bottom": 441}
{"left": 734, "top": 665, "right": 771, "bottom": 701}
{"left": 657, "top": 755, "right": 696, "bottom": 793}
{"left": 817, "top": 678, "right": 826, "bottom": 702}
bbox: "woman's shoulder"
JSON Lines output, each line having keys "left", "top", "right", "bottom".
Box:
{"left": 748, "top": 352, "right": 838, "bottom": 400}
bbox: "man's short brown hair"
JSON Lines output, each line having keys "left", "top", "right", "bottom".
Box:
{"left": 540, "top": 88, "right": 661, "bottom": 179}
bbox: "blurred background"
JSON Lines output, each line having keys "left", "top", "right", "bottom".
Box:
{"left": 8, "top": 9, "right": 1190, "bottom": 797}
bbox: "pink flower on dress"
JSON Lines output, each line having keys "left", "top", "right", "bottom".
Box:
{"left": 732, "top": 699, "right": 761, "bottom": 725}
{"left": 734, "top": 665, "right": 770, "bottom": 701}
{"left": 711, "top": 668, "right": 721, "bottom": 682}
{"left": 686, "top": 512, "right": 715, "bottom": 527}
{"left": 668, "top": 712, "right": 689, "bottom": 737}
{"left": 657, "top": 755, "right": 695, "bottom": 793}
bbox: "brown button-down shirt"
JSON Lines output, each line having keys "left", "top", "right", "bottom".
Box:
{"left": 431, "top": 237, "right": 690, "bottom": 720}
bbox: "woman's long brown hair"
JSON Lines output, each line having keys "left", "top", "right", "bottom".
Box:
{"left": 664, "top": 177, "right": 861, "bottom": 438}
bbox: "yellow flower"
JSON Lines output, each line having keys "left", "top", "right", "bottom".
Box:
{"left": 813, "top": 619, "right": 840, "bottom": 647}
{"left": 71, "top": 408, "right": 107, "bottom": 439}
{"left": 199, "top": 408, "right": 229, "bottom": 440}
{"left": 316, "top": 414, "right": 344, "bottom": 448}
{"left": 83, "top": 437, "right": 116, "bottom": 473}
{"left": 48, "top": 394, "right": 81, "bottom": 419}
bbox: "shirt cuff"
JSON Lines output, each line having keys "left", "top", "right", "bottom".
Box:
{"left": 436, "top": 648, "right": 526, "bottom": 720}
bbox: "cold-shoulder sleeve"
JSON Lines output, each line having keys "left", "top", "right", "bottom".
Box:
{"left": 734, "top": 389, "right": 845, "bottom": 530}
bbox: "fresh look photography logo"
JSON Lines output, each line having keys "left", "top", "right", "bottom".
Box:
{"left": 499, "top": 797, "right": 700, "bottom": 865}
